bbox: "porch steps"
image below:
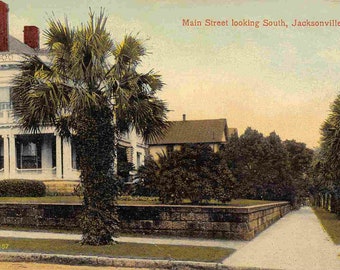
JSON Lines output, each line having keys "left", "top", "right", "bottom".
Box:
{"left": 43, "top": 181, "right": 79, "bottom": 196}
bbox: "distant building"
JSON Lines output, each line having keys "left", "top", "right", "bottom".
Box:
{"left": 148, "top": 114, "right": 238, "bottom": 160}
{"left": 0, "top": 1, "right": 146, "bottom": 181}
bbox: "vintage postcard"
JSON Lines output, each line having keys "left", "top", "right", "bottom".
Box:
{"left": 0, "top": 0, "right": 339, "bottom": 269}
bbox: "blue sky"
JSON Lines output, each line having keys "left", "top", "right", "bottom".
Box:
{"left": 7, "top": 0, "right": 340, "bottom": 147}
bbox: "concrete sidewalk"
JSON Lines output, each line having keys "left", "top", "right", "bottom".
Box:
{"left": 223, "top": 206, "right": 340, "bottom": 270}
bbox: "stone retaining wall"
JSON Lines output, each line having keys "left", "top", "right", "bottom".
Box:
{"left": 0, "top": 202, "right": 290, "bottom": 240}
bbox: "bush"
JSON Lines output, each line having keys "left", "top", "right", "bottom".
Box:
{"left": 131, "top": 180, "right": 159, "bottom": 197}
{"left": 72, "top": 183, "right": 84, "bottom": 197}
{"left": 138, "top": 144, "right": 235, "bottom": 204}
{"left": 0, "top": 179, "right": 46, "bottom": 197}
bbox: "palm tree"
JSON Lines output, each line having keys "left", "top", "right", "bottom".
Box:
{"left": 11, "top": 11, "right": 169, "bottom": 245}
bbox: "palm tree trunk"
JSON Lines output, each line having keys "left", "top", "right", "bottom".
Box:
{"left": 75, "top": 106, "right": 120, "bottom": 245}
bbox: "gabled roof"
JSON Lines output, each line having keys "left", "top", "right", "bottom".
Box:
{"left": 149, "top": 119, "right": 229, "bottom": 145}
{"left": 0, "top": 35, "right": 47, "bottom": 55}
{"left": 8, "top": 35, "right": 36, "bottom": 54}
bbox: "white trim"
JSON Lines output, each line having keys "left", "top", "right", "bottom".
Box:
{"left": 16, "top": 167, "right": 56, "bottom": 172}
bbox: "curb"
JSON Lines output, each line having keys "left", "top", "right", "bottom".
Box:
{"left": 0, "top": 251, "right": 279, "bottom": 270}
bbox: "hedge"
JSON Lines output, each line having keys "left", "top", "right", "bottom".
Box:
{"left": 0, "top": 179, "right": 46, "bottom": 197}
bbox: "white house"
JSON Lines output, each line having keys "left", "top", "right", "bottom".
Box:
{"left": 0, "top": 1, "right": 147, "bottom": 182}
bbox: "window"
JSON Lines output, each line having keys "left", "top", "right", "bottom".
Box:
{"left": 0, "top": 87, "right": 11, "bottom": 110}
{"left": 137, "top": 152, "right": 142, "bottom": 169}
{"left": 0, "top": 137, "right": 3, "bottom": 170}
{"left": 16, "top": 135, "right": 42, "bottom": 169}
{"left": 0, "top": 63, "right": 18, "bottom": 70}
{"left": 117, "top": 146, "right": 133, "bottom": 179}
{"left": 51, "top": 136, "right": 56, "bottom": 168}
{"left": 0, "top": 102, "right": 11, "bottom": 110}
{"left": 71, "top": 140, "right": 79, "bottom": 170}
{"left": 117, "top": 146, "right": 128, "bottom": 163}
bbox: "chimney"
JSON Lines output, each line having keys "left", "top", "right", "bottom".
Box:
{"left": 183, "top": 114, "right": 186, "bottom": 121}
{"left": 24, "top": 26, "right": 39, "bottom": 49}
{"left": 0, "top": 1, "right": 9, "bottom": 52}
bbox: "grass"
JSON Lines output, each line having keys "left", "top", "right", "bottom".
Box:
{"left": 0, "top": 196, "right": 82, "bottom": 204}
{"left": 0, "top": 196, "right": 275, "bottom": 206}
{"left": 0, "top": 225, "right": 81, "bottom": 234}
{"left": 0, "top": 237, "right": 234, "bottom": 262}
{"left": 313, "top": 207, "right": 340, "bottom": 245}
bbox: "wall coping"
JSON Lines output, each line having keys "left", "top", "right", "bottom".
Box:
{"left": 0, "top": 201, "right": 290, "bottom": 213}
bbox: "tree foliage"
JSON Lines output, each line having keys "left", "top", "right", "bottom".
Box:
{"left": 317, "top": 94, "right": 340, "bottom": 213}
{"left": 283, "top": 139, "right": 314, "bottom": 204}
{"left": 139, "top": 144, "right": 235, "bottom": 204}
{"left": 11, "top": 11, "right": 168, "bottom": 245}
{"left": 309, "top": 148, "right": 334, "bottom": 203}
{"left": 221, "top": 128, "right": 313, "bottom": 206}
{"left": 320, "top": 94, "right": 340, "bottom": 177}
{"left": 222, "top": 128, "right": 271, "bottom": 199}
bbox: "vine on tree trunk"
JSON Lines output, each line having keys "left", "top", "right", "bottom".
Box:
{"left": 74, "top": 106, "right": 119, "bottom": 245}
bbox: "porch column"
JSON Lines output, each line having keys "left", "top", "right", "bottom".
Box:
{"left": 3, "top": 135, "right": 9, "bottom": 178}
{"left": 8, "top": 135, "right": 16, "bottom": 179}
{"left": 63, "top": 139, "right": 72, "bottom": 179}
{"left": 55, "top": 135, "right": 63, "bottom": 179}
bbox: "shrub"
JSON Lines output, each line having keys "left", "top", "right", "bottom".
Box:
{"left": 131, "top": 163, "right": 160, "bottom": 197}
{"left": 131, "top": 180, "right": 159, "bottom": 197}
{"left": 72, "top": 183, "right": 84, "bottom": 197}
{"left": 138, "top": 144, "right": 235, "bottom": 204}
{"left": 0, "top": 179, "right": 46, "bottom": 197}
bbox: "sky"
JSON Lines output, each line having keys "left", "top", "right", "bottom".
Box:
{"left": 6, "top": 0, "right": 340, "bottom": 148}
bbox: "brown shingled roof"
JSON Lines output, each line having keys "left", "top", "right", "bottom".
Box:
{"left": 149, "top": 119, "right": 228, "bottom": 145}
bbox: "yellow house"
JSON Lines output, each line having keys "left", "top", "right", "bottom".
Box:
{"left": 148, "top": 115, "right": 237, "bottom": 160}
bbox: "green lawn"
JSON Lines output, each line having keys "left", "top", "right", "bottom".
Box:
{"left": 0, "top": 237, "right": 234, "bottom": 263}
{"left": 0, "top": 225, "right": 81, "bottom": 234}
{"left": 0, "top": 196, "right": 275, "bottom": 206}
{"left": 0, "top": 196, "right": 82, "bottom": 204}
{"left": 313, "top": 207, "right": 340, "bottom": 245}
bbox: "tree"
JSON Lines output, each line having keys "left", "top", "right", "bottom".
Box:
{"left": 11, "top": 11, "right": 168, "bottom": 245}
{"left": 222, "top": 127, "right": 271, "bottom": 199}
{"left": 263, "top": 132, "right": 291, "bottom": 202}
{"left": 309, "top": 148, "right": 334, "bottom": 208}
{"left": 222, "top": 128, "right": 312, "bottom": 206}
{"left": 283, "top": 140, "right": 314, "bottom": 206}
{"left": 320, "top": 94, "right": 340, "bottom": 177}
{"left": 319, "top": 94, "right": 340, "bottom": 214}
